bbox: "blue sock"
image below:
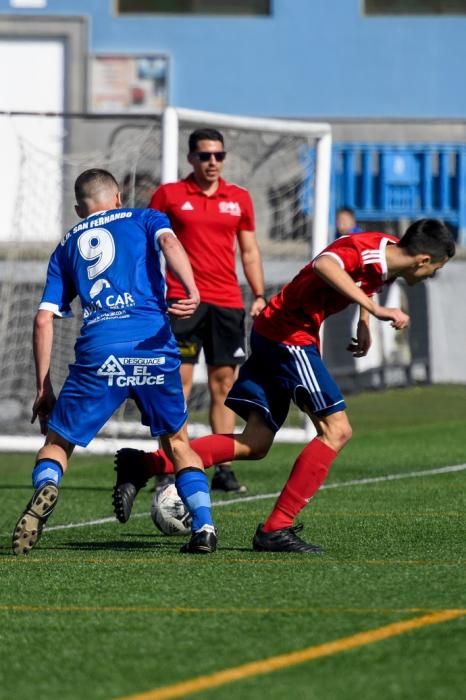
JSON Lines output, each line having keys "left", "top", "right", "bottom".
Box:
{"left": 176, "top": 468, "right": 214, "bottom": 532}
{"left": 32, "top": 459, "right": 63, "bottom": 490}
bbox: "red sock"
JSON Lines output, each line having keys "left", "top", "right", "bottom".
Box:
{"left": 262, "top": 438, "right": 337, "bottom": 532}
{"left": 144, "top": 434, "right": 236, "bottom": 475}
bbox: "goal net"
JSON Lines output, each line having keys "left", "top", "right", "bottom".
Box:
{"left": 0, "top": 108, "right": 331, "bottom": 451}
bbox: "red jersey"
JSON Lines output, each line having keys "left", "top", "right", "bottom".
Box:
{"left": 254, "top": 232, "right": 399, "bottom": 347}
{"left": 150, "top": 174, "right": 255, "bottom": 308}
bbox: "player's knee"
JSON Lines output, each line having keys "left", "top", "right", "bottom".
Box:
{"left": 338, "top": 421, "right": 352, "bottom": 447}
{"left": 210, "top": 381, "right": 234, "bottom": 402}
{"left": 208, "top": 368, "right": 236, "bottom": 399}
{"left": 42, "top": 431, "right": 74, "bottom": 459}
{"left": 164, "top": 435, "right": 189, "bottom": 466}
{"left": 333, "top": 423, "right": 352, "bottom": 450}
{"left": 240, "top": 413, "right": 274, "bottom": 459}
{"left": 248, "top": 442, "right": 270, "bottom": 460}
{"left": 321, "top": 414, "right": 352, "bottom": 451}
{"left": 239, "top": 432, "right": 273, "bottom": 460}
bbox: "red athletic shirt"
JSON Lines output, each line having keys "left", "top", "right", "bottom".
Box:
{"left": 254, "top": 232, "right": 399, "bottom": 348}
{"left": 150, "top": 174, "right": 255, "bottom": 308}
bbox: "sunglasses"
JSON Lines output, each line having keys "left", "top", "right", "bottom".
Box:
{"left": 193, "top": 151, "right": 226, "bottom": 162}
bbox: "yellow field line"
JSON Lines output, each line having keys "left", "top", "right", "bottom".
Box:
{"left": 115, "top": 609, "right": 465, "bottom": 700}
{"left": 1, "top": 604, "right": 465, "bottom": 616}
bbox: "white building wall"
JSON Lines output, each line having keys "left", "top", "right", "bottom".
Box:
{"left": 428, "top": 261, "right": 466, "bottom": 384}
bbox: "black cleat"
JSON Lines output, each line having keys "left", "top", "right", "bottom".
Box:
{"left": 12, "top": 482, "right": 59, "bottom": 556}
{"left": 180, "top": 527, "right": 218, "bottom": 554}
{"left": 112, "top": 448, "right": 150, "bottom": 523}
{"left": 211, "top": 466, "right": 247, "bottom": 493}
{"left": 252, "top": 523, "right": 324, "bottom": 554}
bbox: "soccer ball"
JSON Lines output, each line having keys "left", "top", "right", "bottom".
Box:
{"left": 150, "top": 483, "right": 192, "bottom": 536}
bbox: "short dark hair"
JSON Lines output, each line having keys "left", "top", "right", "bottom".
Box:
{"left": 188, "top": 128, "right": 224, "bottom": 153}
{"left": 398, "top": 218, "right": 456, "bottom": 262}
{"left": 74, "top": 168, "right": 119, "bottom": 201}
{"left": 336, "top": 206, "right": 356, "bottom": 217}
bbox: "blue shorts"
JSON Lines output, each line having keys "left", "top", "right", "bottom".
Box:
{"left": 225, "top": 330, "right": 346, "bottom": 433}
{"left": 48, "top": 339, "right": 187, "bottom": 447}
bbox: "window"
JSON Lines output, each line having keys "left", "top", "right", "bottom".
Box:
{"left": 116, "top": 0, "right": 270, "bottom": 16}
{"left": 365, "top": 0, "right": 466, "bottom": 14}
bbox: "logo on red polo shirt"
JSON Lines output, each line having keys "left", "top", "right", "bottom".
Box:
{"left": 219, "top": 201, "right": 241, "bottom": 216}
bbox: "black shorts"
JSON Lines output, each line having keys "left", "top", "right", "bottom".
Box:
{"left": 169, "top": 301, "right": 246, "bottom": 366}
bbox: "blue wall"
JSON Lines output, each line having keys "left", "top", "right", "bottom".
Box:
{"left": 1, "top": 0, "right": 465, "bottom": 118}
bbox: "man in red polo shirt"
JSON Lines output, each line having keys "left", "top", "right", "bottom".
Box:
{"left": 120, "top": 128, "right": 266, "bottom": 492}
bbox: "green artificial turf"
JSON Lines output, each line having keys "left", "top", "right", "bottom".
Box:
{"left": 0, "top": 384, "right": 465, "bottom": 700}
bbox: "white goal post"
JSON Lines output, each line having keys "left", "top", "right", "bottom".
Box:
{"left": 162, "top": 106, "right": 332, "bottom": 259}
{"left": 0, "top": 106, "right": 332, "bottom": 452}
{"left": 159, "top": 107, "right": 331, "bottom": 446}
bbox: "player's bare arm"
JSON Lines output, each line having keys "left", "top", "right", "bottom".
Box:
{"left": 158, "top": 231, "right": 200, "bottom": 318}
{"left": 238, "top": 229, "right": 266, "bottom": 317}
{"left": 32, "top": 309, "right": 56, "bottom": 434}
{"left": 313, "top": 254, "right": 410, "bottom": 329}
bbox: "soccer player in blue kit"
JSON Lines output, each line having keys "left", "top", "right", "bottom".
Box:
{"left": 12, "top": 168, "right": 217, "bottom": 556}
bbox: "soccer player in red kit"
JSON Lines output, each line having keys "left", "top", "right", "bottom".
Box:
{"left": 113, "top": 219, "right": 455, "bottom": 553}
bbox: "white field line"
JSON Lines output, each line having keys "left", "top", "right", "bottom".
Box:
{"left": 0, "top": 424, "right": 311, "bottom": 454}
{"left": 34, "top": 462, "right": 466, "bottom": 534}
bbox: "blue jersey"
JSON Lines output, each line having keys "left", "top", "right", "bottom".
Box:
{"left": 40, "top": 208, "right": 175, "bottom": 352}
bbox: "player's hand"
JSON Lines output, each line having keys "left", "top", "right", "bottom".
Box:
{"left": 250, "top": 296, "right": 267, "bottom": 318}
{"left": 31, "top": 389, "right": 56, "bottom": 435}
{"left": 372, "top": 305, "right": 410, "bottom": 329}
{"left": 346, "top": 320, "right": 371, "bottom": 357}
{"left": 168, "top": 295, "right": 199, "bottom": 319}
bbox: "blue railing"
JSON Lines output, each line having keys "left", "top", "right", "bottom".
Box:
{"left": 331, "top": 143, "right": 466, "bottom": 244}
